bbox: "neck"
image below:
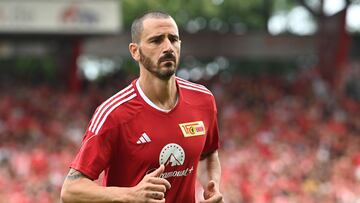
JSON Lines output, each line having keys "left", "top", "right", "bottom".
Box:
{"left": 138, "top": 74, "right": 178, "bottom": 110}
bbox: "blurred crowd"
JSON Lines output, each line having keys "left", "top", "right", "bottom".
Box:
{"left": 0, "top": 62, "right": 360, "bottom": 203}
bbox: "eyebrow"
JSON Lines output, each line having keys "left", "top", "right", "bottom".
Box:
{"left": 147, "top": 35, "right": 163, "bottom": 42}
{"left": 147, "top": 33, "right": 179, "bottom": 42}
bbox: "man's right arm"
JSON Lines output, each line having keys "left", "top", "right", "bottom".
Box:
{"left": 61, "top": 168, "right": 132, "bottom": 202}
{"left": 61, "top": 165, "right": 171, "bottom": 203}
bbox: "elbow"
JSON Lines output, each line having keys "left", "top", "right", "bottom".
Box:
{"left": 60, "top": 183, "right": 74, "bottom": 203}
{"left": 60, "top": 186, "right": 69, "bottom": 203}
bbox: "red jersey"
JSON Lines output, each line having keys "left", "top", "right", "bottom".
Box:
{"left": 70, "top": 77, "right": 220, "bottom": 203}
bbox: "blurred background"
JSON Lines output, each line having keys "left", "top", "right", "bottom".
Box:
{"left": 0, "top": 0, "right": 360, "bottom": 202}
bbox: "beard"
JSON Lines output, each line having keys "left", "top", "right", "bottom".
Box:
{"left": 139, "top": 48, "right": 178, "bottom": 80}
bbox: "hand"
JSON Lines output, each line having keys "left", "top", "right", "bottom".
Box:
{"left": 199, "top": 180, "right": 224, "bottom": 203}
{"left": 128, "top": 165, "right": 171, "bottom": 203}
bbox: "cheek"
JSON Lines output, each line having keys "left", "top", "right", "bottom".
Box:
{"left": 175, "top": 43, "right": 181, "bottom": 52}
{"left": 146, "top": 50, "right": 158, "bottom": 59}
{"left": 142, "top": 49, "right": 157, "bottom": 60}
{"left": 174, "top": 45, "right": 181, "bottom": 56}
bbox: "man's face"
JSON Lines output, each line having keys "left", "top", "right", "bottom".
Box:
{"left": 137, "top": 17, "right": 181, "bottom": 80}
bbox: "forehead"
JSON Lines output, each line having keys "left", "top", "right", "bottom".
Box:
{"left": 141, "top": 17, "right": 179, "bottom": 39}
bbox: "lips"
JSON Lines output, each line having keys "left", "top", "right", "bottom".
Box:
{"left": 159, "top": 53, "right": 176, "bottom": 63}
{"left": 161, "top": 59, "right": 175, "bottom": 62}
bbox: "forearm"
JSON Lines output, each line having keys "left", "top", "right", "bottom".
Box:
{"left": 61, "top": 170, "right": 130, "bottom": 203}
{"left": 205, "top": 150, "right": 221, "bottom": 186}
{"left": 198, "top": 150, "right": 222, "bottom": 187}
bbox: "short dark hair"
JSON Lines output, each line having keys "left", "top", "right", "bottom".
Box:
{"left": 131, "top": 11, "right": 172, "bottom": 43}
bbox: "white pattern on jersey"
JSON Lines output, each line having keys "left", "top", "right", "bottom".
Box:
{"left": 89, "top": 84, "right": 136, "bottom": 134}
{"left": 176, "top": 77, "right": 213, "bottom": 96}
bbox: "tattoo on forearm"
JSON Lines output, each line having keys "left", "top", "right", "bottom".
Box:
{"left": 66, "top": 169, "right": 85, "bottom": 180}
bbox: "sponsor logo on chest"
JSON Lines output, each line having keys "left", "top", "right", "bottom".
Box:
{"left": 158, "top": 143, "right": 194, "bottom": 179}
{"left": 179, "top": 121, "right": 206, "bottom": 137}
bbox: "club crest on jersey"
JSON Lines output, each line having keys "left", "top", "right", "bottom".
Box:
{"left": 179, "top": 121, "right": 206, "bottom": 137}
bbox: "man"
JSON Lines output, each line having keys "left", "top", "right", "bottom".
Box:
{"left": 61, "top": 11, "right": 223, "bottom": 203}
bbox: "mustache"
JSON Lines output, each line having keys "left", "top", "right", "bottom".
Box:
{"left": 158, "top": 53, "right": 176, "bottom": 63}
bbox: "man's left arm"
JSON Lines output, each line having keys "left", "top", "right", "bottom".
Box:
{"left": 198, "top": 150, "right": 224, "bottom": 203}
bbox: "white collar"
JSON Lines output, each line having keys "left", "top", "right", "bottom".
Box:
{"left": 136, "top": 79, "right": 177, "bottom": 113}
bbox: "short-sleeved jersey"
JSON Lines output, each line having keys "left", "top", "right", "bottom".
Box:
{"left": 70, "top": 77, "right": 219, "bottom": 203}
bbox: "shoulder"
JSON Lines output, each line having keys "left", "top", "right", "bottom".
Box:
{"left": 176, "top": 76, "right": 213, "bottom": 97}
{"left": 88, "top": 83, "right": 141, "bottom": 135}
{"left": 176, "top": 77, "right": 216, "bottom": 109}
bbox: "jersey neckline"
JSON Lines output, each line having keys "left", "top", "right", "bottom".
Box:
{"left": 135, "top": 79, "right": 180, "bottom": 114}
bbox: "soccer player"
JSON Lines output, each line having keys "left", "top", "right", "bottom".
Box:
{"left": 61, "top": 11, "right": 223, "bottom": 203}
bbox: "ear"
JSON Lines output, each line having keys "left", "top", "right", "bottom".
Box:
{"left": 129, "top": 43, "right": 140, "bottom": 61}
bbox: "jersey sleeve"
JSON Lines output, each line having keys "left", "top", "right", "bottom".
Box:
{"left": 202, "top": 96, "right": 220, "bottom": 157}
{"left": 70, "top": 113, "right": 118, "bottom": 180}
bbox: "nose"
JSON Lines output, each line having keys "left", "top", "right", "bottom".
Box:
{"left": 162, "top": 38, "right": 174, "bottom": 54}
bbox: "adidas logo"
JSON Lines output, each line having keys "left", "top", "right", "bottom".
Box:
{"left": 136, "top": 133, "right": 151, "bottom": 144}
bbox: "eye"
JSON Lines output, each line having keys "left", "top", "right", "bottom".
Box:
{"left": 169, "top": 36, "right": 179, "bottom": 43}
{"left": 150, "top": 37, "right": 162, "bottom": 44}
